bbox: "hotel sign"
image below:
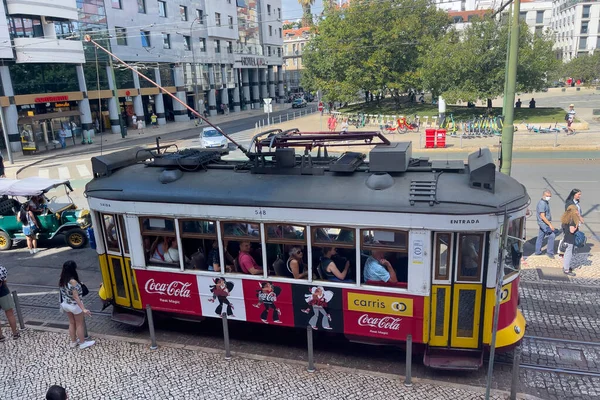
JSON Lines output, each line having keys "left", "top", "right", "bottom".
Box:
{"left": 240, "top": 57, "right": 265, "bottom": 67}
{"left": 35, "top": 95, "right": 69, "bottom": 103}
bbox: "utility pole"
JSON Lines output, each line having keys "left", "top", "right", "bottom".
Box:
{"left": 190, "top": 18, "right": 200, "bottom": 116}
{"left": 501, "top": 5, "right": 513, "bottom": 117}
{"left": 107, "top": 42, "right": 126, "bottom": 138}
{"left": 500, "top": 0, "right": 520, "bottom": 176}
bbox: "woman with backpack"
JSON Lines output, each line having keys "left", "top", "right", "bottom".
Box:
{"left": 19, "top": 203, "right": 41, "bottom": 254}
{"left": 561, "top": 205, "right": 581, "bottom": 276}
{"left": 59, "top": 260, "right": 95, "bottom": 349}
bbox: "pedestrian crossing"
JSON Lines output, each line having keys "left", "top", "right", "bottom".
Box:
{"left": 22, "top": 162, "right": 94, "bottom": 181}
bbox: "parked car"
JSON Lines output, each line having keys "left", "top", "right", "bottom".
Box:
{"left": 199, "top": 127, "right": 227, "bottom": 148}
{"left": 0, "top": 178, "right": 91, "bottom": 251}
{"left": 292, "top": 98, "right": 307, "bottom": 108}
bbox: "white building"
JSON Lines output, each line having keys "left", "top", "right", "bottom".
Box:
{"left": 551, "top": 0, "right": 600, "bottom": 61}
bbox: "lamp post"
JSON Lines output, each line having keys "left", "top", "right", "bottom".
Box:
{"left": 190, "top": 17, "right": 201, "bottom": 115}
{"left": 294, "top": 50, "right": 299, "bottom": 91}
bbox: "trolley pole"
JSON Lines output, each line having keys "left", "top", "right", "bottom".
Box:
{"left": 500, "top": 0, "right": 520, "bottom": 176}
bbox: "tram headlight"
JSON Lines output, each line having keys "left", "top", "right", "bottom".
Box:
{"left": 514, "top": 325, "right": 521, "bottom": 334}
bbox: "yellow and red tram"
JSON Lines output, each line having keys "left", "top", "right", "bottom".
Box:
{"left": 86, "top": 138, "right": 528, "bottom": 370}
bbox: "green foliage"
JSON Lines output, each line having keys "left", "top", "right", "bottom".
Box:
{"left": 302, "top": 0, "right": 449, "bottom": 104}
{"left": 283, "top": 21, "right": 301, "bottom": 30}
{"left": 559, "top": 53, "right": 600, "bottom": 85}
{"left": 418, "top": 18, "right": 560, "bottom": 103}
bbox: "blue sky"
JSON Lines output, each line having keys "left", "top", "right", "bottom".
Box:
{"left": 282, "top": 0, "right": 325, "bottom": 21}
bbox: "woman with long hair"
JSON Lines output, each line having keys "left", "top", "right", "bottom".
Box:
{"left": 59, "top": 260, "right": 95, "bottom": 349}
{"left": 19, "top": 203, "right": 41, "bottom": 254}
{"left": 561, "top": 205, "right": 581, "bottom": 276}
{"left": 565, "top": 189, "right": 584, "bottom": 223}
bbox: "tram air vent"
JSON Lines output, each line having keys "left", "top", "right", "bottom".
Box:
{"left": 467, "top": 148, "right": 495, "bottom": 193}
{"left": 369, "top": 142, "right": 412, "bottom": 172}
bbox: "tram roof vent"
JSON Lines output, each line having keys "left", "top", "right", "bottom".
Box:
{"left": 369, "top": 142, "right": 412, "bottom": 173}
{"left": 91, "top": 146, "right": 147, "bottom": 177}
{"left": 467, "top": 148, "right": 495, "bottom": 193}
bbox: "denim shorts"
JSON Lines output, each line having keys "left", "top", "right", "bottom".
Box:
{"left": 0, "top": 293, "right": 15, "bottom": 311}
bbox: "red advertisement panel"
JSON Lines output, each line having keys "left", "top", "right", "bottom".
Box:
{"left": 242, "top": 280, "right": 295, "bottom": 327}
{"left": 135, "top": 269, "right": 202, "bottom": 316}
{"left": 342, "top": 289, "right": 425, "bottom": 342}
{"left": 497, "top": 277, "right": 519, "bottom": 330}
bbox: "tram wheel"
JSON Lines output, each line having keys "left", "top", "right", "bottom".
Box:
{"left": 0, "top": 231, "right": 12, "bottom": 251}
{"left": 65, "top": 228, "right": 88, "bottom": 249}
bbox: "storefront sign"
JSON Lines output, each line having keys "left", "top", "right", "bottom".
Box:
{"left": 135, "top": 270, "right": 201, "bottom": 316}
{"left": 34, "top": 95, "right": 69, "bottom": 103}
{"left": 240, "top": 57, "right": 265, "bottom": 67}
{"left": 55, "top": 102, "right": 70, "bottom": 107}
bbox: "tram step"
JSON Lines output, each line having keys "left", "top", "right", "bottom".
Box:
{"left": 423, "top": 347, "right": 483, "bottom": 370}
{"left": 112, "top": 306, "right": 146, "bottom": 327}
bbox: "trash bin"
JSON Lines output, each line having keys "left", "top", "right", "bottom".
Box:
{"left": 425, "top": 129, "right": 436, "bottom": 148}
{"left": 436, "top": 129, "right": 446, "bottom": 148}
{"left": 87, "top": 227, "right": 96, "bottom": 250}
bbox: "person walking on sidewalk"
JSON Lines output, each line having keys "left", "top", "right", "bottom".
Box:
{"left": 535, "top": 190, "right": 557, "bottom": 258}
{"left": 19, "top": 203, "right": 40, "bottom": 254}
{"left": 566, "top": 104, "right": 576, "bottom": 135}
{"left": 59, "top": 260, "right": 95, "bottom": 350}
{"left": 559, "top": 189, "right": 584, "bottom": 257}
{"left": 0, "top": 265, "right": 20, "bottom": 341}
{"left": 151, "top": 113, "right": 158, "bottom": 128}
{"left": 136, "top": 117, "right": 144, "bottom": 134}
{"left": 561, "top": 205, "right": 581, "bottom": 276}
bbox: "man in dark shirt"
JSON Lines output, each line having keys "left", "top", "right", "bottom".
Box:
{"left": 535, "top": 190, "right": 556, "bottom": 258}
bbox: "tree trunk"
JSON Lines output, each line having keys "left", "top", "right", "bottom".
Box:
{"left": 302, "top": 5, "right": 312, "bottom": 27}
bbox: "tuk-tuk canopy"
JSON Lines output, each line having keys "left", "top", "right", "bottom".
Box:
{"left": 0, "top": 177, "right": 72, "bottom": 197}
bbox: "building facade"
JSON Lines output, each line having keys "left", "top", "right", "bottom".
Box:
{"left": 282, "top": 26, "right": 310, "bottom": 93}
{"left": 551, "top": 0, "right": 600, "bottom": 61}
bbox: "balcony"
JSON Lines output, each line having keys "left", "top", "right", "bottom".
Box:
{"left": 7, "top": 0, "right": 78, "bottom": 20}
{"left": 14, "top": 37, "right": 84, "bottom": 64}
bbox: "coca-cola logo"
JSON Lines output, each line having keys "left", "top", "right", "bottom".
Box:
{"left": 358, "top": 314, "right": 402, "bottom": 331}
{"left": 259, "top": 292, "right": 277, "bottom": 302}
{"left": 145, "top": 279, "right": 192, "bottom": 298}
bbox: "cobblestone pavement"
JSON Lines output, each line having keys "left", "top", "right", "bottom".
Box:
{"left": 521, "top": 252, "right": 600, "bottom": 285}
{"left": 0, "top": 329, "right": 519, "bottom": 400}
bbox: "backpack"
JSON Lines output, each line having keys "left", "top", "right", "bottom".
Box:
{"left": 574, "top": 231, "right": 586, "bottom": 248}
{"left": 564, "top": 113, "right": 570, "bottom": 121}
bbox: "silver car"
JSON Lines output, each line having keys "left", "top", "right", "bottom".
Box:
{"left": 199, "top": 127, "right": 227, "bottom": 148}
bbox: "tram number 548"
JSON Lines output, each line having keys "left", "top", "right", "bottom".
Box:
{"left": 254, "top": 208, "right": 267, "bottom": 217}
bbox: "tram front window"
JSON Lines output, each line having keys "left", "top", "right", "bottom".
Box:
{"left": 504, "top": 217, "right": 524, "bottom": 276}
{"left": 266, "top": 224, "right": 307, "bottom": 279}
{"left": 140, "top": 217, "right": 179, "bottom": 267}
{"left": 361, "top": 229, "right": 408, "bottom": 286}
{"left": 313, "top": 227, "right": 356, "bottom": 283}
{"left": 457, "top": 234, "right": 483, "bottom": 281}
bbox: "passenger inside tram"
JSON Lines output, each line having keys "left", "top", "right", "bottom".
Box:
{"left": 460, "top": 235, "right": 481, "bottom": 277}
{"left": 285, "top": 246, "right": 308, "bottom": 279}
{"left": 238, "top": 241, "right": 264, "bottom": 275}
{"left": 319, "top": 247, "right": 353, "bottom": 282}
{"left": 363, "top": 249, "right": 398, "bottom": 283}
{"left": 149, "top": 236, "right": 180, "bottom": 265}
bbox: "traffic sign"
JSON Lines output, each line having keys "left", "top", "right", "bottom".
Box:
{"left": 263, "top": 104, "right": 272, "bottom": 113}
{"left": 318, "top": 102, "right": 323, "bottom": 112}
{"left": 263, "top": 98, "right": 272, "bottom": 105}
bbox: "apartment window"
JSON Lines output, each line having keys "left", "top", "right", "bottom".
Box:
{"left": 228, "top": 15, "right": 234, "bottom": 29}
{"left": 180, "top": 6, "right": 188, "bottom": 21}
{"left": 227, "top": 0, "right": 231, "bottom": 3}
{"left": 215, "top": 13, "right": 221, "bottom": 26}
{"left": 215, "top": 39, "right": 221, "bottom": 53}
{"left": 519, "top": 11, "right": 527, "bottom": 21}
{"left": 227, "top": 41, "right": 233, "bottom": 53}
{"left": 116, "top": 27, "right": 127, "bottom": 45}
{"left": 267, "top": 4, "right": 271, "bottom": 15}
{"left": 582, "top": 5, "right": 590, "bottom": 19}
{"left": 277, "top": 47, "right": 282, "bottom": 57}
{"left": 141, "top": 31, "right": 151, "bottom": 47}
{"left": 196, "top": 9, "right": 204, "bottom": 23}
{"left": 158, "top": 0, "right": 167, "bottom": 17}
{"left": 163, "top": 33, "right": 171, "bottom": 49}
{"left": 278, "top": 8, "right": 281, "bottom": 19}
{"left": 112, "top": 0, "right": 121, "bottom": 9}
{"left": 579, "top": 37, "right": 587, "bottom": 49}
{"left": 183, "top": 35, "right": 191, "bottom": 51}
{"left": 54, "top": 20, "right": 74, "bottom": 39}
{"left": 535, "top": 26, "right": 543, "bottom": 36}
{"left": 199, "top": 38, "right": 206, "bottom": 52}
{"left": 138, "top": 0, "right": 146, "bottom": 13}
{"left": 267, "top": 46, "right": 271, "bottom": 56}
{"left": 269, "top": 25, "right": 272, "bottom": 36}
{"left": 279, "top": 28, "right": 282, "bottom": 38}
{"left": 581, "top": 21, "right": 588, "bottom": 34}
{"left": 536, "top": 11, "right": 543, "bottom": 24}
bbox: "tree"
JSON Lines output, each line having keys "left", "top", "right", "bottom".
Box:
{"left": 418, "top": 18, "right": 560, "bottom": 103}
{"left": 560, "top": 53, "right": 600, "bottom": 86}
{"left": 283, "top": 21, "right": 301, "bottom": 30}
{"left": 297, "top": 0, "right": 315, "bottom": 27}
{"left": 302, "top": 0, "right": 449, "bottom": 104}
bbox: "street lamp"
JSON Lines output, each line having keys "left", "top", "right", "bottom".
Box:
{"left": 190, "top": 17, "right": 201, "bottom": 116}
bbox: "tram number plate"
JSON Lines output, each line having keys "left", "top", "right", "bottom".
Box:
{"left": 254, "top": 208, "right": 267, "bottom": 217}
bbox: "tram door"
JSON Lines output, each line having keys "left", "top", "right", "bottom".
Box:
{"left": 100, "top": 214, "right": 142, "bottom": 310}
{"left": 430, "top": 232, "right": 485, "bottom": 349}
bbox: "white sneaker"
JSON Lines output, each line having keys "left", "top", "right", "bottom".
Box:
{"left": 33, "top": 249, "right": 38, "bottom": 254}
{"left": 29, "top": 249, "right": 34, "bottom": 254}
{"left": 79, "top": 340, "right": 95, "bottom": 349}
{"left": 69, "top": 341, "right": 78, "bottom": 348}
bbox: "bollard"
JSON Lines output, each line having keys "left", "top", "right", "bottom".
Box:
{"left": 554, "top": 129, "right": 558, "bottom": 148}
{"left": 222, "top": 313, "right": 232, "bottom": 360}
{"left": 83, "top": 318, "right": 90, "bottom": 340}
{"left": 404, "top": 334, "right": 413, "bottom": 386}
{"left": 510, "top": 345, "right": 521, "bottom": 400}
{"left": 11, "top": 291, "right": 26, "bottom": 330}
{"left": 307, "top": 326, "right": 316, "bottom": 373}
{"left": 460, "top": 134, "right": 463, "bottom": 149}
{"left": 279, "top": 115, "right": 282, "bottom": 124}
{"left": 146, "top": 304, "right": 158, "bottom": 350}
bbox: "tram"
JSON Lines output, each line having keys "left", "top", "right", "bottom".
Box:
{"left": 86, "top": 130, "right": 528, "bottom": 370}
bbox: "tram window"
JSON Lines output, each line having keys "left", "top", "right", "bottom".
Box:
{"left": 315, "top": 246, "right": 354, "bottom": 283}
{"left": 312, "top": 227, "right": 354, "bottom": 247}
{"left": 118, "top": 215, "right": 129, "bottom": 254}
{"left": 102, "top": 214, "right": 120, "bottom": 253}
{"left": 140, "top": 217, "right": 178, "bottom": 267}
{"left": 457, "top": 234, "right": 483, "bottom": 281}
{"left": 361, "top": 229, "right": 408, "bottom": 286}
{"left": 140, "top": 217, "right": 175, "bottom": 234}
{"left": 504, "top": 217, "right": 524, "bottom": 276}
{"left": 228, "top": 239, "right": 263, "bottom": 275}
{"left": 222, "top": 221, "right": 260, "bottom": 239}
{"left": 435, "top": 233, "right": 452, "bottom": 280}
{"left": 265, "top": 224, "right": 307, "bottom": 279}
{"left": 179, "top": 219, "right": 217, "bottom": 271}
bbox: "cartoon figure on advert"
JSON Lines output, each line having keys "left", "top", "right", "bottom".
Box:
{"left": 253, "top": 282, "right": 282, "bottom": 324}
{"left": 302, "top": 286, "right": 334, "bottom": 330}
{"left": 208, "top": 277, "right": 235, "bottom": 317}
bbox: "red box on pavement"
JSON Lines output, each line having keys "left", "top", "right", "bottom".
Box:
{"left": 436, "top": 129, "right": 446, "bottom": 148}
{"left": 425, "top": 129, "right": 435, "bottom": 148}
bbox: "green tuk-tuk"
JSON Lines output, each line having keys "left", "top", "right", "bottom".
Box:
{"left": 0, "top": 177, "right": 91, "bottom": 251}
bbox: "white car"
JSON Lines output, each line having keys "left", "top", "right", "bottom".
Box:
{"left": 199, "top": 127, "right": 228, "bottom": 148}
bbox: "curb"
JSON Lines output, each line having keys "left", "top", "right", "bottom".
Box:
{"left": 22, "top": 322, "right": 544, "bottom": 400}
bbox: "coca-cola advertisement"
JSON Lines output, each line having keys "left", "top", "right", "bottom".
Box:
{"left": 198, "top": 276, "right": 247, "bottom": 321}
{"left": 291, "top": 285, "right": 343, "bottom": 333}
{"left": 136, "top": 270, "right": 202, "bottom": 316}
{"left": 242, "top": 280, "right": 294, "bottom": 327}
{"left": 342, "top": 289, "right": 424, "bottom": 342}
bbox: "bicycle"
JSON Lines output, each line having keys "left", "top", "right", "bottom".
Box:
{"left": 397, "top": 116, "right": 420, "bottom": 133}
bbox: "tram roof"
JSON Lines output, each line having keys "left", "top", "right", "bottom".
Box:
{"left": 85, "top": 148, "right": 529, "bottom": 215}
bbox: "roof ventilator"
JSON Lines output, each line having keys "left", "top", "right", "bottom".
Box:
{"left": 467, "top": 148, "right": 495, "bottom": 193}
{"left": 410, "top": 179, "right": 437, "bottom": 206}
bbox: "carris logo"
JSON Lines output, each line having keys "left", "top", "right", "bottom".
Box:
{"left": 145, "top": 279, "right": 192, "bottom": 298}
{"left": 358, "top": 314, "right": 402, "bottom": 330}
{"left": 450, "top": 219, "right": 480, "bottom": 224}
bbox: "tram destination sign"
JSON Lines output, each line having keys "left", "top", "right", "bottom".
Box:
{"left": 135, "top": 270, "right": 202, "bottom": 316}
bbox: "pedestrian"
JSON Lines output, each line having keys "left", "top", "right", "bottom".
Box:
{"left": 535, "top": 190, "right": 557, "bottom": 258}
{"left": 559, "top": 189, "right": 584, "bottom": 257}
{"left": 132, "top": 114, "right": 137, "bottom": 128}
{"left": 0, "top": 265, "right": 20, "bottom": 341}
{"left": 529, "top": 98, "right": 536, "bottom": 108}
{"left": 0, "top": 152, "right": 5, "bottom": 178}
{"left": 561, "top": 205, "right": 581, "bottom": 276}
{"left": 46, "top": 385, "right": 68, "bottom": 400}
{"left": 515, "top": 98, "right": 521, "bottom": 108}
{"left": 19, "top": 203, "right": 41, "bottom": 254}
{"left": 340, "top": 118, "right": 349, "bottom": 134}
{"left": 59, "top": 260, "right": 95, "bottom": 350}
{"left": 151, "top": 112, "right": 158, "bottom": 128}
{"left": 327, "top": 114, "right": 337, "bottom": 132}
{"left": 136, "top": 117, "right": 144, "bottom": 134}
{"left": 565, "top": 104, "right": 575, "bottom": 134}
{"left": 58, "top": 128, "right": 67, "bottom": 149}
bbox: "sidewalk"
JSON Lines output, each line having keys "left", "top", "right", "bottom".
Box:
{"left": 521, "top": 252, "right": 600, "bottom": 285}
{"left": 0, "top": 327, "right": 537, "bottom": 400}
